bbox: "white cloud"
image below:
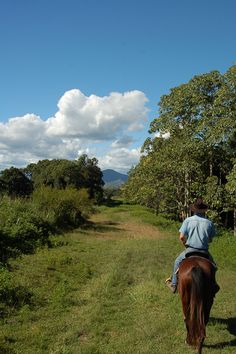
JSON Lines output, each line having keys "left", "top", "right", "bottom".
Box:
{"left": 98, "top": 147, "right": 141, "bottom": 173}
{"left": 0, "top": 114, "right": 45, "bottom": 148}
{"left": 46, "top": 89, "right": 149, "bottom": 139}
{"left": 127, "top": 122, "right": 145, "bottom": 132}
{"left": 154, "top": 131, "right": 170, "bottom": 139}
{"left": 111, "top": 136, "right": 134, "bottom": 148}
{"left": 0, "top": 88, "right": 148, "bottom": 171}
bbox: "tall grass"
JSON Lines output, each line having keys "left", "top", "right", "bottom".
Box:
{"left": 0, "top": 203, "right": 235, "bottom": 353}
{"left": 0, "top": 187, "right": 94, "bottom": 263}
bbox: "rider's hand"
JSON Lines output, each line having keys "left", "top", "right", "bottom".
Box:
{"left": 179, "top": 232, "right": 186, "bottom": 246}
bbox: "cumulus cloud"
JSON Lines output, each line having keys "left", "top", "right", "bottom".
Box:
{"left": 0, "top": 114, "right": 45, "bottom": 149}
{"left": 0, "top": 88, "right": 149, "bottom": 171}
{"left": 46, "top": 89, "right": 148, "bottom": 139}
{"left": 98, "top": 147, "right": 141, "bottom": 173}
{"left": 111, "top": 136, "right": 134, "bottom": 148}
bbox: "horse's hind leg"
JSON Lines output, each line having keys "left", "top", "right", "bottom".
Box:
{"left": 198, "top": 337, "right": 205, "bottom": 354}
{"left": 184, "top": 319, "right": 192, "bottom": 346}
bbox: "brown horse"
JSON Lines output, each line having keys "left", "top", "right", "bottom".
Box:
{"left": 178, "top": 255, "right": 218, "bottom": 354}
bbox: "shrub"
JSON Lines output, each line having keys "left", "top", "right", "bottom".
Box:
{"left": 0, "top": 196, "right": 52, "bottom": 259}
{"left": 0, "top": 229, "right": 20, "bottom": 263}
{"left": 0, "top": 187, "right": 95, "bottom": 263}
{"left": 32, "top": 186, "right": 94, "bottom": 229}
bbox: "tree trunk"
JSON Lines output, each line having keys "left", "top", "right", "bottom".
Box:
{"left": 184, "top": 172, "right": 191, "bottom": 218}
{"left": 209, "top": 148, "right": 213, "bottom": 177}
{"left": 234, "top": 208, "right": 236, "bottom": 236}
{"left": 209, "top": 162, "right": 213, "bottom": 177}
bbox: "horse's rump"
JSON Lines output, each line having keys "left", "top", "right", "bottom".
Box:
{"left": 178, "top": 257, "right": 216, "bottom": 352}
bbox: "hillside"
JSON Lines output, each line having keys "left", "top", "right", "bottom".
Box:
{"left": 102, "top": 169, "right": 128, "bottom": 187}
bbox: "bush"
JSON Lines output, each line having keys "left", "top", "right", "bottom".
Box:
{"left": 32, "top": 186, "right": 94, "bottom": 229}
{"left": 0, "top": 229, "right": 20, "bottom": 263}
{"left": 0, "top": 196, "right": 52, "bottom": 260}
{"left": 0, "top": 187, "right": 95, "bottom": 316}
{"left": 0, "top": 187, "right": 95, "bottom": 263}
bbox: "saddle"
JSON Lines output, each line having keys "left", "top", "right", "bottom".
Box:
{"left": 185, "top": 249, "right": 217, "bottom": 269}
{"left": 180, "top": 249, "right": 220, "bottom": 295}
{"left": 185, "top": 250, "right": 209, "bottom": 260}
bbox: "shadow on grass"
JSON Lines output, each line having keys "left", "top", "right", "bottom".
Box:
{"left": 204, "top": 317, "right": 236, "bottom": 349}
{"left": 102, "top": 199, "right": 124, "bottom": 208}
{"left": 80, "top": 220, "right": 123, "bottom": 234}
{"left": 0, "top": 335, "right": 17, "bottom": 353}
{"left": 0, "top": 345, "right": 15, "bottom": 354}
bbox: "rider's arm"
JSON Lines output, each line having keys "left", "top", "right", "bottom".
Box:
{"left": 179, "top": 232, "right": 187, "bottom": 245}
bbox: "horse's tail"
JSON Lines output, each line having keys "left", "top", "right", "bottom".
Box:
{"left": 188, "top": 266, "right": 206, "bottom": 347}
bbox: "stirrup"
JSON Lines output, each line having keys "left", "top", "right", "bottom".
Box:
{"left": 165, "top": 278, "right": 177, "bottom": 293}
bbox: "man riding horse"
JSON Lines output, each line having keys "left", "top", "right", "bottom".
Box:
{"left": 165, "top": 197, "right": 220, "bottom": 294}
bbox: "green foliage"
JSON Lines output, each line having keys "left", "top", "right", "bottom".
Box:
{"left": 0, "top": 187, "right": 94, "bottom": 265}
{"left": 25, "top": 159, "right": 85, "bottom": 189}
{"left": 0, "top": 196, "right": 52, "bottom": 261}
{"left": 0, "top": 167, "right": 33, "bottom": 198}
{"left": 0, "top": 204, "right": 235, "bottom": 353}
{"left": 102, "top": 187, "right": 121, "bottom": 205}
{"left": 0, "top": 180, "right": 97, "bottom": 330}
{"left": 24, "top": 154, "right": 104, "bottom": 203}
{"left": 76, "top": 154, "right": 104, "bottom": 201}
{"left": 32, "top": 186, "right": 94, "bottom": 228}
{"left": 226, "top": 159, "right": 236, "bottom": 204}
{"left": 123, "top": 66, "right": 236, "bottom": 226}
{"left": 124, "top": 203, "right": 180, "bottom": 232}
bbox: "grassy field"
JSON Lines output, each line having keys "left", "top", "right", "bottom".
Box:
{"left": 0, "top": 202, "right": 236, "bottom": 353}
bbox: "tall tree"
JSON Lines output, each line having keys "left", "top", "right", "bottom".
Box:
{"left": 123, "top": 66, "right": 236, "bottom": 226}
{"left": 226, "top": 160, "right": 236, "bottom": 235}
{"left": 76, "top": 155, "right": 104, "bottom": 201}
{"left": 25, "top": 156, "right": 104, "bottom": 203}
{"left": 25, "top": 159, "right": 85, "bottom": 189}
{"left": 0, "top": 167, "right": 33, "bottom": 198}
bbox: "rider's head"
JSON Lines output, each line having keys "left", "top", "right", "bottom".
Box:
{"left": 190, "top": 198, "right": 209, "bottom": 214}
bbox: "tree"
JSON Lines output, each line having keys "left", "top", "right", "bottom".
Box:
{"left": 76, "top": 155, "right": 104, "bottom": 202}
{"left": 25, "top": 156, "right": 104, "bottom": 203}
{"left": 0, "top": 167, "right": 33, "bottom": 198}
{"left": 25, "top": 159, "right": 85, "bottom": 189}
{"left": 0, "top": 178, "right": 7, "bottom": 195}
{"left": 123, "top": 66, "right": 236, "bottom": 226}
{"left": 226, "top": 160, "right": 236, "bottom": 235}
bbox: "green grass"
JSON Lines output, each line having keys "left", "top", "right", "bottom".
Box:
{"left": 0, "top": 203, "right": 235, "bottom": 353}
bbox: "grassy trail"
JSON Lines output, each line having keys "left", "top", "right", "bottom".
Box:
{"left": 0, "top": 204, "right": 236, "bottom": 353}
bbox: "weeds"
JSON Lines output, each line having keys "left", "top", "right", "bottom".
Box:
{"left": 0, "top": 203, "right": 235, "bottom": 353}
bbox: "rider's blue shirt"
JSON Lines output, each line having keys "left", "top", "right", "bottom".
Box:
{"left": 179, "top": 214, "right": 216, "bottom": 250}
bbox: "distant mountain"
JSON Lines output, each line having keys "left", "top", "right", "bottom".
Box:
{"left": 102, "top": 169, "right": 128, "bottom": 188}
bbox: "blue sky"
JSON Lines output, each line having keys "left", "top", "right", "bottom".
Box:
{"left": 0, "top": 0, "right": 235, "bottom": 173}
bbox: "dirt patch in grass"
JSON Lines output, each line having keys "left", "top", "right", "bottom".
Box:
{"left": 88, "top": 213, "right": 164, "bottom": 240}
